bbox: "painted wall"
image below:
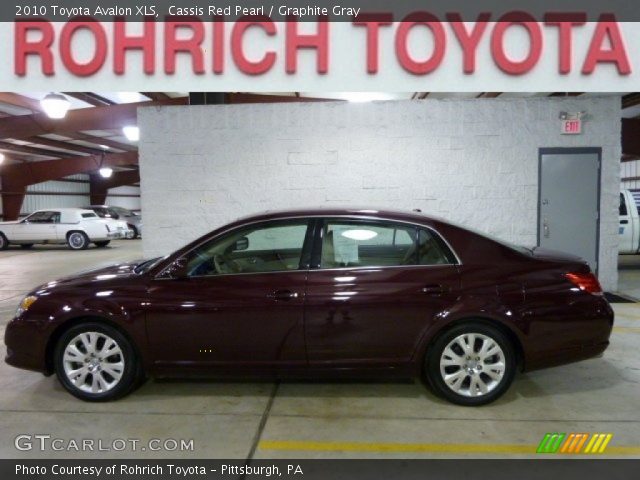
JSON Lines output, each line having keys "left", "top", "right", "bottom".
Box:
{"left": 105, "top": 185, "right": 141, "bottom": 211}
{"left": 139, "top": 97, "right": 621, "bottom": 290}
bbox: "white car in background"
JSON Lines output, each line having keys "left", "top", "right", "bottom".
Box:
{"left": 0, "top": 208, "right": 118, "bottom": 251}
{"left": 100, "top": 217, "right": 134, "bottom": 239}
{"left": 620, "top": 189, "right": 640, "bottom": 254}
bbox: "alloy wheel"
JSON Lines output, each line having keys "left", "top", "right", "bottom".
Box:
{"left": 439, "top": 333, "right": 506, "bottom": 397}
{"left": 62, "top": 332, "right": 125, "bottom": 394}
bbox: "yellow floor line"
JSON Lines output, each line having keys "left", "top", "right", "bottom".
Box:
{"left": 259, "top": 440, "right": 640, "bottom": 455}
{"left": 612, "top": 326, "right": 640, "bottom": 334}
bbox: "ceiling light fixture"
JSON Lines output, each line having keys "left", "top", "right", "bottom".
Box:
{"left": 122, "top": 126, "right": 140, "bottom": 142}
{"left": 0, "top": 152, "right": 5, "bottom": 164}
{"left": 40, "top": 93, "right": 71, "bottom": 119}
{"left": 99, "top": 167, "right": 113, "bottom": 178}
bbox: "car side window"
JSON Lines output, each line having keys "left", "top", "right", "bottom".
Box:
{"left": 186, "top": 220, "right": 310, "bottom": 277}
{"left": 417, "top": 229, "right": 457, "bottom": 265}
{"left": 620, "top": 193, "right": 628, "bottom": 216}
{"left": 320, "top": 220, "right": 417, "bottom": 269}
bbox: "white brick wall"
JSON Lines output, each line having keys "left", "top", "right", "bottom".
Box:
{"left": 139, "top": 97, "right": 621, "bottom": 290}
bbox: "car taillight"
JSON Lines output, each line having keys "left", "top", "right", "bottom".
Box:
{"left": 565, "top": 272, "right": 603, "bottom": 295}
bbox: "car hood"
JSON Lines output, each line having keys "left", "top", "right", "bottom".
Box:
{"left": 38, "top": 260, "right": 147, "bottom": 291}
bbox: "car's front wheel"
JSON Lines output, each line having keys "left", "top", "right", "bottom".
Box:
{"left": 67, "top": 231, "right": 89, "bottom": 250}
{"left": 54, "top": 323, "right": 139, "bottom": 401}
{"left": 425, "top": 322, "right": 516, "bottom": 406}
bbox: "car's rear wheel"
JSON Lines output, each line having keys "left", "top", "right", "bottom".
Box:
{"left": 54, "top": 323, "right": 139, "bottom": 401}
{"left": 0, "top": 233, "right": 9, "bottom": 250}
{"left": 128, "top": 225, "right": 138, "bottom": 239}
{"left": 425, "top": 322, "right": 516, "bottom": 406}
{"left": 67, "top": 231, "right": 89, "bottom": 250}
{"left": 94, "top": 241, "right": 110, "bottom": 248}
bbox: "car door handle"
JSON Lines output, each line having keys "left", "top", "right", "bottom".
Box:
{"left": 421, "top": 284, "right": 446, "bottom": 295}
{"left": 267, "top": 290, "right": 299, "bottom": 301}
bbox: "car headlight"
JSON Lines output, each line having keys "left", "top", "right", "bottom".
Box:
{"left": 16, "top": 295, "right": 37, "bottom": 317}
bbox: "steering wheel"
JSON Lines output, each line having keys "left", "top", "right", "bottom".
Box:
{"left": 213, "top": 254, "right": 241, "bottom": 274}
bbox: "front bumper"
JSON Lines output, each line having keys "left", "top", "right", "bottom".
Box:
{"left": 4, "top": 317, "right": 48, "bottom": 373}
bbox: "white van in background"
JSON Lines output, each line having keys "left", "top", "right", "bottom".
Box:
{"left": 620, "top": 189, "right": 640, "bottom": 254}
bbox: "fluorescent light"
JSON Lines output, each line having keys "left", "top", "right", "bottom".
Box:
{"left": 342, "top": 92, "right": 396, "bottom": 103}
{"left": 40, "top": 93, "right": 71, "bottom": 119}
{"left": 341, "top": 229, "right": 378, "bottom": 241}
{"left": 122, "top": 126, "right": 140, "bottom": 141}
{"left": 0, "top": 153, "right": 4, "bottom": 164}
{"left": 99, "top": 144, "right": 109, "bottom": 150}
{"left": 99, "top": 167, "right": 113, "bottom": 178}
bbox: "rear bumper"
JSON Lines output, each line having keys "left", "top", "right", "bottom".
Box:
{"left": 524, "top": 340, "right": 609, "bottom": 371}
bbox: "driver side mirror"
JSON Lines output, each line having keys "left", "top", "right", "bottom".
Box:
{"left": 233, "top": 237, "right": 249, "bottom": 251}
{"left": 164, "top": 257, "right": 189, "bottom": 279}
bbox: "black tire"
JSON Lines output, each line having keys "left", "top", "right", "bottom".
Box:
{"left": 128, "top": 225, "right": 139, "bottom": 239}
{"left": 20, "top": 244, "right": 34, "bottom": 249}
{"left": 67, "top": 231, "right": 89, "bottom": 250}
{"left": 425, "top": 322, "right": 516, "bottom": 406}
{"left": 94, "top": 241, "right": 111, "bottom": 248}
{"left": 0, "top": 233, "right": 9, "bottom": 250}
{"left": 54, "top": 322, "right": 139, "bottom": 401}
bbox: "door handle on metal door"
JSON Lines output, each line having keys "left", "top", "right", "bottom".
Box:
{"left": 621, "top": 220, "right": 629, "bottom": 225}
{"left": 421, "top": 284, "right": 446, "bottom": 295}
{"left": 267, "top": 290, "right": 299, "bottom": 301}
{"left": 543, "top": 219, "right": 550, "bottom": 238}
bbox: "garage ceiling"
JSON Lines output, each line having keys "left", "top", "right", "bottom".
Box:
{"left": 0, "top": 91, "right": 638, "bottom": 173}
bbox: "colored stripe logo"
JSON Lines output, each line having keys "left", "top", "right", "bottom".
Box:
{"left": 537, "top": 433, "right": 613, "bottom": 454}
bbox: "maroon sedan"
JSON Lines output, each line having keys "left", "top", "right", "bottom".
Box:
{"left": 5, "top": 208, "right": 613, "bottom": 405}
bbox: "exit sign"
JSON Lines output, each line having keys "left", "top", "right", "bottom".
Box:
{"left": 561, "top": 119, "right": 582, "bottom": 134}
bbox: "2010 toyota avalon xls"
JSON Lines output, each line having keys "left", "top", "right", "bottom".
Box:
{"left": 4, "top": 208, "right": 613, "bottom": 405}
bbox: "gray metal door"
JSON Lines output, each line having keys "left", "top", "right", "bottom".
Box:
{"left": 538, "top": 148, "right": 600, "bottom": 271}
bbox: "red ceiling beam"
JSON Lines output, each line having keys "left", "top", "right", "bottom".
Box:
{"left": 63, "top": 92, "right": 114, "bottom": 106}
{"left": 0, "top": 151, "right": 138, "bottom": 188}
{"left": 0, "top": 92, "right": 43, "bottom": 112}
{"left": 0, "top": 98, "right": 186, "bottom": 141}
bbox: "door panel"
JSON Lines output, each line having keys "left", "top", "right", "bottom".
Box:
{"left": 147, "top": 272, "right": 308, "bottom": 369}
{"left": 539, "top": 149, "right": 600, "bottom": 270}
{"left": 304, "top": 266, "right": 460, "bottom": 364}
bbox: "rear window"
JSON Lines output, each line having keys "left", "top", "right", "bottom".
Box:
{"left": 81, "top": 213, "right": 97, "bottom": 218}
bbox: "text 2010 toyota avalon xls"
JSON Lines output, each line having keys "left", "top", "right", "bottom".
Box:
{"left": 4, "top": 208, "right": 613, "bottom": 406}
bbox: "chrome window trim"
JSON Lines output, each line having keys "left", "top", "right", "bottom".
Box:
{"left": 155, "top": 214, "right": 462, "bottom": 280}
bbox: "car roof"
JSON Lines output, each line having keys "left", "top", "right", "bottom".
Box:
{"left": 34, "top": 208, "right": 95, "bottom": 213}
{"left": 232, "top": 207, "right": 442, "bottom": 225}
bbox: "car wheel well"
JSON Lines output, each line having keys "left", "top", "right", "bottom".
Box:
{"left": 44, "top": 316, "right": 141, "bottom": 375}
{"left": 65, "top": 230, "right": 85, "bottom": 239}
{"left": 426, "top": 316, "right": 525, "bottom": 370}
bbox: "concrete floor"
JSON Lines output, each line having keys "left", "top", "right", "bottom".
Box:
{"left": 0, "top": 241, "right": 639, "bottom": 459}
